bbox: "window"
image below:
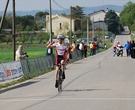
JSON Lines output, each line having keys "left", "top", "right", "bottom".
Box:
{"left": 60, "top": 23, "right": 62, "bottom": 30}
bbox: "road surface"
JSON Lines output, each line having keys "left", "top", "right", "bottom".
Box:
{"left": 1, "top": 34, "right": 135, "bottom": 110}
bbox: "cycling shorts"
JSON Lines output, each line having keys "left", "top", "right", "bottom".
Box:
{"left": 55, "top": 55, "right": 64, "bottom": 66}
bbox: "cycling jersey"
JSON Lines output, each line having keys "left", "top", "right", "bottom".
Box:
{"left": 52, "top": 42, "right": 68, "bottom": 65}
{"left": 52, "top": 42, "right": 68, "bottom": 56}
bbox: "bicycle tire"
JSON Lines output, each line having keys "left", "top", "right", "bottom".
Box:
{"left": 58, "top": 82, "right": 62, "bottom": 92}
{"left": 58, "top": 69, "right": 63, "bottom": 92}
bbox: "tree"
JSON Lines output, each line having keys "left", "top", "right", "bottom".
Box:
{"left": 1, "top": 13, "right": 12, "bottom": 29}
{"left": 5, "top": 35, "right": 12, "bottom": 44}
{"left": 130, "top": 20, "right": 135, "bottom": 31}
{"left": 19, "top": 34, "right": 28, "bottom": 44}
{"left": 16, "top": 15, "right": 35, "bottom": 31}
{"left": 120, "top": 1, "right": 135, "bottom": 31}
{"left": 70, "top": 6, "right": 84, "bottom": 31}
{"left": 35, "top": 11, "right": 49, "bottom": 30}
{"left": 104, "top": 10, "right": 120, "bottom": 34}
{"left": 37, "top": 32, "right": 49, "bottom": 44}
{"left": 35, "top": 11, "right": 49, "bottom": 21}
{"left": 82, "top": 16, "right": 91, "bottom": 32}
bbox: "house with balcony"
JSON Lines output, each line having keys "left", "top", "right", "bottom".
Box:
{"left": 46, "top": 14, "right": 75, "bottom": 37}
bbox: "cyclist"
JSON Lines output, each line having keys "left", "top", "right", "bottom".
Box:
{"left": 47, "top": 34, "right": 69, "bottom": 88}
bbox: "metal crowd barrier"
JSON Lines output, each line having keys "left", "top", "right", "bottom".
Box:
{"left": 20, "top": 50, "right": 82, "bottom": 74}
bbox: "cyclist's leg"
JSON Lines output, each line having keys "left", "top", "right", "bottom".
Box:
{"left": 55, "top": 66, "right": 59, "bottom": 88}
{"left": 55, "top": 56, "right": 60, "bottom": 88}
{"left": 55, "top": 66, "right": 59, "bottom": 80}
{"left": 61, "top": 59, "right": 65, "bottom": 79}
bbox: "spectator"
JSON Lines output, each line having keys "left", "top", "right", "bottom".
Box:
{"left": 15, "top": 45, "right": 28, "bottom": 61}
{"left": 113, "top": 46, "right": 117, "bottom": 57}
{"left": 46, "top": 47, "right": 53, "bottom": 56}
{"left": 130, "top": 41, "right": 135, "bottom": 58}
{"left": 89, "top": 42, "right": 93, "bottom": 56}
{"left": 84, "top": 43, "right": 88, "bottom": 58}
{"left": 71, "top": 41, "right": 76, "bottom": 52}
{"left": 124, "top": 41, "right": 131, "bottom": 57}
{"left": 116, "top": 41, "right": 120, "bottom": 47}
{"left": 67, "top": 44, "right": 72, "bottom": 59}
{"left": 96, "top": 42, "right": 99, "bottom": 53}
{"left": 76, "top": 43, "right": 80, "bottom": 50}
{"left": 104, "top": 42, "right": 107, "bottom": 49}
{"left": 79, "top": 41, "right": 84, "bottom": 58}
{"left": 92, "top": 42, "right": 97, "bottom": 55}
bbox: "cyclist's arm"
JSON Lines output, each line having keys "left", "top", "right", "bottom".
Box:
{"left": 47, "top": 41, "right": 55, "bottom": 48}
{"left": 66, "top": 47, "right": 70, "bottom": 62}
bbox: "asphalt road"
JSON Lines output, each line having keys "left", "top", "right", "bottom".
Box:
{"left": 1, "top": 34, "right": 135, "bottom": 110}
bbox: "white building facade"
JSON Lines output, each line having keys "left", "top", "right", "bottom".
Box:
{"left": 46, "top": 14, "right": 75, "bottom": 36}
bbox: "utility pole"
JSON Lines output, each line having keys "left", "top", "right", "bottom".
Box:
{"left": 0, "top": 0, "right": 10, "bottom": 31}
{"left": 87, "top": 18, "right": 89, "bottom": 46}
{"left": 12, "top": 0, "right": 16, "bottom": 61}
{"left": 92, "top": 17, "right": 95, "bottom": 40}
{"left": 81, "top": 15, "right": 83, "bottom": 39}
{"left": 49, "top": 0, "right": 52, "bottom": 42}
{"left": 70, "top": 8, "right": 72, "bottom": 44}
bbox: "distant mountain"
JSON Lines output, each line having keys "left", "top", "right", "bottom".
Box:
{"left": 0, "top": 5, "right": 123, "bottom": 16}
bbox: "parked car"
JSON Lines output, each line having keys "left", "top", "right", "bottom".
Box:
{"left": 104, "top": 35, "right": 110, "bottom": 39}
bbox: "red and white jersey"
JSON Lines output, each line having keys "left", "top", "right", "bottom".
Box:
{"left": 52, "top": 42, "right": 68, "bottom": 56}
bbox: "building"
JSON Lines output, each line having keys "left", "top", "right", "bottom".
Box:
{"left": 46, "top": 14, "right": 75, "bottom": 36}
{"left": 88, "top": 9, "right": 120, "bottom": 30}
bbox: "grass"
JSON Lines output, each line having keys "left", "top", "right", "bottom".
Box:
{"left": 0, "top": 38, "right": 113, "bottom": 63}
{"left": 0, "top": 47, "right": 47, "bottom": 63}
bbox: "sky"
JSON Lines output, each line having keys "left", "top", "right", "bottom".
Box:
{"left": 0, "top": 0, "right": 134, "bottom": 11}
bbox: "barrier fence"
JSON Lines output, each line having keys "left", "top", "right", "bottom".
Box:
{"left": 0, "top": 50, "right": 82, "bottom": 84}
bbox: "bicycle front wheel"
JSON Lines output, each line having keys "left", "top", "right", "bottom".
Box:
{"left": 58, "top": 82, "right": 62, "bottom": 92}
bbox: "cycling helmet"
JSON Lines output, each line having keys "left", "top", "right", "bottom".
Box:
{"left": 57, "top": 34, "right": 64, "bottom": 40}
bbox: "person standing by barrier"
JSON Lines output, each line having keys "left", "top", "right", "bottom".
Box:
{"left": 15, "top": 45, "right": 28, "bottom": 61}
{"left": 46, "top": 47, "right": 53, "bottom": 56}
{"left": 92, "top": 42, "right": 97, "bottom": 55}
{"left": 89, "top": 42, "right": 93, "bottom": 56}
{"left": 124, "top": 41, "right": 131, "bottom": 57}
{"left": 76, "top": 42, "right": 80, "bottom": 50}
{"left": 84, "top": 43, "right": 88, "bottom": 58}
{"left": 79, "top": 41, "right": 84, "bottom": 58}
{"left": 71, "top": 41, "right": 76, "bottom": 52}
{"left": 131, "top": 41, "right": 135, "bottom": 58}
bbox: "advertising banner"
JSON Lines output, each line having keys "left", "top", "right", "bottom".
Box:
{"left": 0, "top": 61, "right": 24, "bottom": 83}
{"left": 0, "top": 64, "right": 6, "bottom": 82}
